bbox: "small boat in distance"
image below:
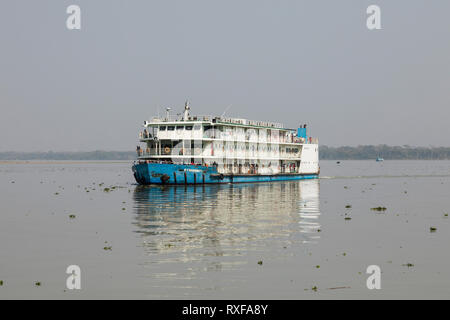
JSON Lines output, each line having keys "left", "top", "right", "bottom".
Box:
{"left": 132, "top": 101, "right": 319, "bottom": 185}
{"left": 376, "top": 157, "right": 384, "bottom": 162}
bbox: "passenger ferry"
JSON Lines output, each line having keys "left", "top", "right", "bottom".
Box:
{"left": 132, "top": 101, "right": 319, "bottom": 185}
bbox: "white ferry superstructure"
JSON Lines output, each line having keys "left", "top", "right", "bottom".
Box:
{"left": 132, "top": 101, "right": 319, "bottom": 184}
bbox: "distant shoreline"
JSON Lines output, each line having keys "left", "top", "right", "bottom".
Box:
{"left": 1, "top": 160, "right": 450, "bottom": 165}
{"left": 0, "top": 160, "right": 130, "bottom": 164}
{"left": 1, "top": 145, "right": 450, "bottom": 161}
{"left": 0, "top": 151, "right": 136, "bottom": 161}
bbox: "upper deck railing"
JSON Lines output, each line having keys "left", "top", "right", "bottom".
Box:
{"left": 147, "top": 115, "right": 284, "bottom": 129}
{"left": 218, "top": 117, "right": 284, "bottom": 129}
{"left": 149, "top": 115, "right": 214, "bottom": 123}
{"left": 139, "top": 130, "right": 318, "bottom": 144}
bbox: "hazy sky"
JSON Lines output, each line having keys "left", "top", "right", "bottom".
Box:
{"left": 1, "top": 1, "right": 449, "bottom": 151}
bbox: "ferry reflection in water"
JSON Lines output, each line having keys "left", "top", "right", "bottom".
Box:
{"left": 132, "top": 180, "right": 320, "bottom": 269}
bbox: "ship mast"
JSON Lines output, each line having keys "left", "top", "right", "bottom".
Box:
{"left": 183, "top": 100, "right": 190, "bottom": 120}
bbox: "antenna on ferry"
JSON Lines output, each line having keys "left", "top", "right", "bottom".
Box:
{"left": 221, "top": 104, "right": 232, "bottom": 118}
{"left": 183, "top": 100, "right": 190, "bottom": 120}
{"left": 165, "top": 107, "right": 171, "bottom": 120}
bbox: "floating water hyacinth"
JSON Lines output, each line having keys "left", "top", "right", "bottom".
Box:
{"left": 403, "top": 263, "right": 414, "bottom": 268}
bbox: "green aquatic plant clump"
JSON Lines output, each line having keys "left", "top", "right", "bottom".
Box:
{"left": 403, "top": 263, "right": 414, "bottom": 268}
{"left": 371, "top": 207, "right": 387, "bottom": 212}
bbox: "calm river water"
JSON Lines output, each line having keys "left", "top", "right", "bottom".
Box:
{"left": 0, "top": 160, "right": 449, "bottom": 299}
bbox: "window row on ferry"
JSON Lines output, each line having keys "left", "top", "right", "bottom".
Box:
{"left": 137, "top": 142, "right": 301, "bottom": 158}
{"left": 141, "top": 125, "right": 306, "bottom": 144}
{"left": 201, "top": 126, "right": 300, "bottom": 143}
{"left": 217, "top": 161, "right": 300, "bottom": 175}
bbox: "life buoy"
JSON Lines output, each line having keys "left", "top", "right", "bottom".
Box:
{"left": 164, "top": 147, "right": 171, "bottom": 154}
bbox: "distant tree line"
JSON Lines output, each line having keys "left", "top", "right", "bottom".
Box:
{"left": 1, "top": 145, "right": 450, "bottom": 160}
{"left": 320, "top": 145, "right": 450, "bottom": 160}
{"left": 0, "top": 151, "right": 136, "bottom": 161}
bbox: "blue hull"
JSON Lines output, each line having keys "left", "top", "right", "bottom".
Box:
{"left": 132, "top": 163, "right": 318, "bottom": 185}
